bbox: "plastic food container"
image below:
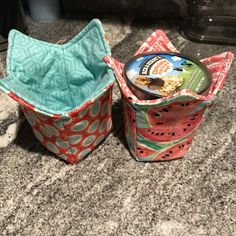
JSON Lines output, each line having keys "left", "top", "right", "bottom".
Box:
{"left": 124, "top": 52, "right": 211, "bottom": 100}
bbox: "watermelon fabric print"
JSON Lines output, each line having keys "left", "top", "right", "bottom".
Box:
{"left": 0, "top": 19, "right": 115, "bottom": 164}
{"left": 104, "top": 30, "right": 234, "bottom": 162}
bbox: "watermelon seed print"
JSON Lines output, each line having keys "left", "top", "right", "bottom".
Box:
{"left": 181, "top": 103, "right": 190, "bottom": 107}
{"left": 136, "top": 143, "right": 157, "bottom": 159}
{"left": 136, "top": 102, "right": 205, "bottom": 142}
{"left": 153, "top": 137, "right": 193, "bottom": 161}
{"left": 137, "top": 147, "right": 143, "bottom": 154}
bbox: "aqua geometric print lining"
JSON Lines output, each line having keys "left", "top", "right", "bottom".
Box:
{"left": 0, "top": 19, "right": 115, "bottom": 115}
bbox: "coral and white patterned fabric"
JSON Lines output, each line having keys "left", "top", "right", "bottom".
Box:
{"left": 104, "top": 30, "right": 234, "bottom": 161}
{"left": 20, "top": 90, "right": 113, "bottom": 164}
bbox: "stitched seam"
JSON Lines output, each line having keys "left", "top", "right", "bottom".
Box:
{"left": 213, "top": 53, "right": 229, "bottom": 95}
{"left": 4, "top": 23, "right": 111, "bottom": 116}
{"left": 8, "top": 31, "right": 16, "bottom": 73}
{"left": 134, "top": 105, "right": 139, "bottom": 161}
{"left": 59, "top": 118, "right": 73, "bottom": 160}
{"left": 64, "top": 24, "right": 110, "bottom": 54}
{"left": 14, "top": 24, "right": 110, "bottom": 55}
{"left": 62, "top": 47, "right": 75, "bottom": 110}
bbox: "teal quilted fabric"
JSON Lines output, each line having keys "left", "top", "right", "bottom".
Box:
{"left": 0, "top": 19, "right": 114, "bottom": 115}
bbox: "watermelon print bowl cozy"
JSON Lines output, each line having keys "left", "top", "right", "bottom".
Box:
{"left": 104, "top": 30, "right": 234, "bottom": 162}
{"left": 0, "top": 19, "right": 115, "bottom": 164}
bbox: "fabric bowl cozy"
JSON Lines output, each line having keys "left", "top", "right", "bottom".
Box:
{"left": 0, "top": 19, "right": 115, "bottom": 164}
{"left": 104, "top": 30, "right": 234, "bottom": 161}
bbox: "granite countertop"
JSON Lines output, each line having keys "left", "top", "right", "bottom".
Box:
{"left": 0, "top": 17, "right": 235, "bottom": 235}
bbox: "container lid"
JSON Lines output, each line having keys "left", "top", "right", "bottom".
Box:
{"left": 124, "top": 52, "right": 211, "bottom": 97}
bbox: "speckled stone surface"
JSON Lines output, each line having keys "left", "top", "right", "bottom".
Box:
{"left": 0, "top": 17, "right": 235, "bottom": 236}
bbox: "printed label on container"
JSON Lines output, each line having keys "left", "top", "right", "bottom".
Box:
{"left": 124, "top": 53, "right": 210, "bottom": 97}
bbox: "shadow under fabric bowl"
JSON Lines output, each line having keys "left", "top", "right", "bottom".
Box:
{"left": 104, "top": 30, "right": 234, "bottom": 162}
{"left": 0, "top": 19, "right": 115, "bottom": 164}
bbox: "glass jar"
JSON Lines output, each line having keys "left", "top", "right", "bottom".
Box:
{"left": 182, "top": 0, "right": 236, "bottom": 44}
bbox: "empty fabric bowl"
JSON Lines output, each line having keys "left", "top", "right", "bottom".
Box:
{"left": 0, "top": 19, "right": 115, "bottom": 164}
